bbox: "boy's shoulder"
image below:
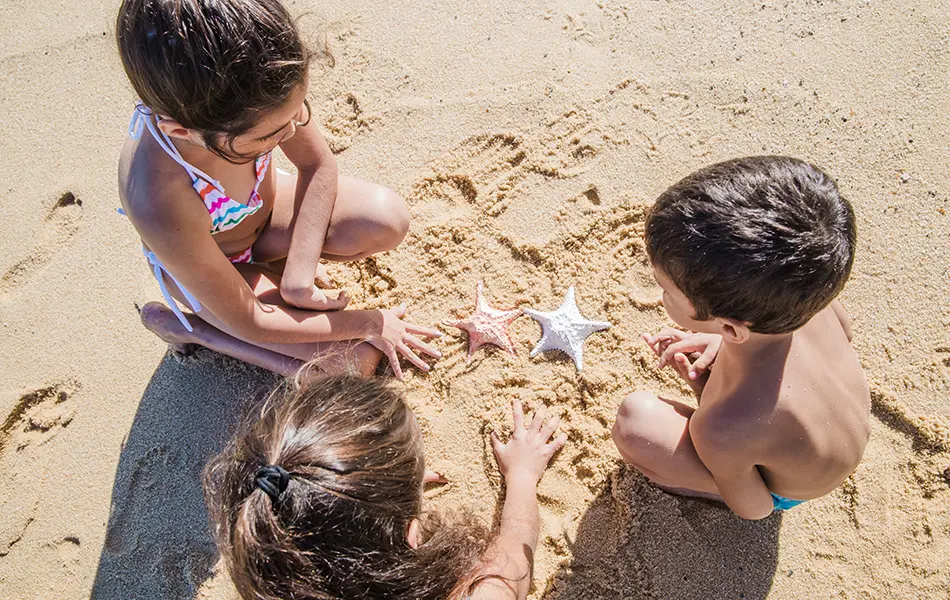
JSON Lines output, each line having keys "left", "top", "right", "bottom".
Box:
{"left": 690, "top": 391, "right": 773, "bottom": 454}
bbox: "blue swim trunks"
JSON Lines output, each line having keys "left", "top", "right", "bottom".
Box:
{"left": 771, "top": 492, "right": 806, "bottom": 511}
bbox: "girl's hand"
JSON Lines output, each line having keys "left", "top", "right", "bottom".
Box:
{"left": 366, "top": 304, "right": 442, "bottom": 380}
{"left": 642, "top": 328, "right": 722, "bottom": 381}
{"left": 491, "top": 399, "right": 567, "bottom": 485}
{"left": 280, "top": 283, "right": 350, "bottom": 311}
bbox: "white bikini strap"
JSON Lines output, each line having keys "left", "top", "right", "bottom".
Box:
{"left": 129, "top": 103, "right": 226, "bottom": 194}
{"left": 142, "top": 249, "right": 203, "bottom": 332}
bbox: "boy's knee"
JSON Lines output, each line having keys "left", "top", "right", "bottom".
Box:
{"left": 612, "top": 391, "right": 661, "bottom": 453}
{"left": 373, "top": 187, "right": 409, "bottom": 250}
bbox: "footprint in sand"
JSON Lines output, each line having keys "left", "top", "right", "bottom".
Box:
{"left": 323, "top": 93, "right": 378, "bottom": 154}
{"left": 0, "top": 192, "right": 83, "bottom": 296}
{"left": 413, "top": 133, "right": 527, "bottom": 220}
{"left": 0, "top": 381, "right": 80, "bottom": 557}
{"left": 936, "top": 346, "right": 950, "bottom": 367}
{"left": 0, "top": 381, "right": 79, "bottom": 456}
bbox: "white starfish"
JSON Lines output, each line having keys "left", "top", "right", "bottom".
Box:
{"left": 523, "top": 286, "right": 612, "bottom": 372}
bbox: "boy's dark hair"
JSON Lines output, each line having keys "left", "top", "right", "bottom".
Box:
{"left": 645, "top": 156, "right": 856, "bottom": 334}
{"left": 204, "top": 375, "right": 489, "bottom": 600}
{"left": 116, "top": 0, "right": 318, "bottom": 162}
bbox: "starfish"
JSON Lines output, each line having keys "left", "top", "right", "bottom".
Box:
{"left": 443, "top": 281, "right": 523, "bottom": 361}
{"left": 523, "top": 286, "right": 612, "bottom": 372}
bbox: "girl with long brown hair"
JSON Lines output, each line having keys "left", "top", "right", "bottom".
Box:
{"left": 116, "top": 0, "right": 440, "bottom": 379}
{"left": 205, "top": 374, "right": 566, "bottom": 600}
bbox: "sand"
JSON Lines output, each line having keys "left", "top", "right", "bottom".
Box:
{"left": 0, "top": 0, "right": 948, "bottom": 598}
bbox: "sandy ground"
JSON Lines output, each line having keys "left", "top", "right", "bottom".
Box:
{"left": 1, "top": 0, "right": 948, "bottom": 598}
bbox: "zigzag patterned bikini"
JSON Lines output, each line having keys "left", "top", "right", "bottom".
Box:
{"left": 125, "top": 104, "right": 273, "bottom": 331}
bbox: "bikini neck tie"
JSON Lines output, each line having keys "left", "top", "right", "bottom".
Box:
{"left": 255, "top": 465, "right": 290, "bottom": 505}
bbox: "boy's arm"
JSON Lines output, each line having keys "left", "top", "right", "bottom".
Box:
{"left": 689, "top": 416, "right": 775, "bottom": 520}
{"left": 276, "top": 108, "right": 342, "bottom": 310}
{"left": 830, "top": 299, "right": 853, "bottom": 342}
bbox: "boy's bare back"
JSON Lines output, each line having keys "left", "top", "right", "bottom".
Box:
{"left": 613, "top": 156, "right": 870, "bottom": 519}
{"left": 693, "top": 302, "right": 870, "bottom": 502}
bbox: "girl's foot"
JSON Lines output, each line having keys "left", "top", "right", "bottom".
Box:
{"left": 139, "top": 301, "right": 199, "bottom": 356}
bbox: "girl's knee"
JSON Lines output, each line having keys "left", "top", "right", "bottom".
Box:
{"left": 372, "top": 187, "right": 409, "bottom": 251}
{"left": 353, "top": 342, "right": 383, "bottom": 376}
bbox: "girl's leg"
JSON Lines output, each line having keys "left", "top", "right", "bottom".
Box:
{"left": 252, "top": 172, "right": 410, "bottom": 264}
{"left": 611, "top": 391, "right": 722, "bottom": 498}
{"left": 140, "top": 302, "right": 304, "bottom": 376}
{"left": 144, "top": 266, "right": 382, "bottom": 376}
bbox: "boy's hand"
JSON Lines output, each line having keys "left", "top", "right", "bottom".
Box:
{"left": 642, "top": 328, "right": 722, "bottom": 381}
{"left": 366, "top": 304, "right": 443, "bottom": 380}
{"left": 491, "top": 399, "right": 567, "bottom": 485}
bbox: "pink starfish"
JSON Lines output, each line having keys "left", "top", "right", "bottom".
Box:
{"left": 443, "top": 281, "right": 522, "bottom": 360}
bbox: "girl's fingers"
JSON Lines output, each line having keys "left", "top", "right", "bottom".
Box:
{"left": 649, "top": 327, "right": 681, "bottom": 344}
{"left": 540, "top": 414, "right": 561, "bottom": 441}
{"left": 384, "top": 345, "right": 404, "bottom": 381}
{"left": 490, "top": 431, "right": 504, "bottom": 456}
{"left": 512, "top": 399, "right": 525, "bottom": 434}
{"left": 529, "top": 405, "right": 547, "bottom": 432}
{"left": 397, "top": 343, "right": 431, "bottom": 372}
{"left": 368, "top": 337, "right": 403, "bottom": 380}
{"left": 424, "top": 470, "right": 447, "bottom": 484}
{"left": 393, "top": 303, "right": 407, "bottom": 318}
{"left": 405, "top": 323, "right": 444, "bottom": 339}
{"left": 404, "top": 334, "right": 443, "bottom": 359}
{"left": 549, "top": 433, "right": 568, "bottom": 452}
{"left": 642, "top": 333, "right": 660, "bottom": 355}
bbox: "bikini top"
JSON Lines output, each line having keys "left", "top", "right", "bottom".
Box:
{"left": 128, "top": 104, "right": 271, "bottom": 234}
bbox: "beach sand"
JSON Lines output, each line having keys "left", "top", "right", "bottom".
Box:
{"left": 1, "top": 0, "right": 948, "bottom": 598}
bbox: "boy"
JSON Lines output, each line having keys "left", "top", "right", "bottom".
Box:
{"left": 612, "top": 156, "right": 871, "bottom": 520}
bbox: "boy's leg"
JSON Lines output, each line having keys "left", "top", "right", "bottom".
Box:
{"left": 253, "top": 171, "right": 410, "bottom": 264}
{"left": 612, "top": 391, "right": 722, "bottom": 498}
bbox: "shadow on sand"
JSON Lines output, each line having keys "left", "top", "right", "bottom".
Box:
{"left": 91, "top": 351, "right": 277, "bottom": 600}
{"left": 542, "top": 465, "right": 782, "bottom": 600}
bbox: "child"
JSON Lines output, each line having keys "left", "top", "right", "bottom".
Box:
{"left": 612, "top": 156, "right": 871, "bottom": 520}
{"left": 204, "top": 374, "right": 567, "bottom": 600}
{"left": 116, "top": 0, "right": 440, "bottom": 379}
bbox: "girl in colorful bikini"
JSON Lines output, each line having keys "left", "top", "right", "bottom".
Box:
{"left": 116, "top": 0, "right": 441, "bottom": 378}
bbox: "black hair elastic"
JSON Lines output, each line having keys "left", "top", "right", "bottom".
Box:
{"left": 255, "top": 465, "right": 290, "bottom": 505}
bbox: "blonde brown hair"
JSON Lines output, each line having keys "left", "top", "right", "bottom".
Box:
{"left": 204, "top": 375, "right": 489, "bottom": 599}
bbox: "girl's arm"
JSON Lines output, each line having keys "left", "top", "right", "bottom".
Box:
{"left": 275, "top": 105, "right": 342, "bottom": 310}
{"left": 469, "top": 401, "right": 567, "bottom": 600}
{"left": 129, "top": 187, "right": 439, "bottom": 377}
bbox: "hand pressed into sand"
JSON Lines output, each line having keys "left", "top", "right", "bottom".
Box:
{"left": 491, "top": 400, "right": 567, "bottom": 485}
{"left": 472, "top": 400, "right": 567, "bottom": 600}
{"left": 366, "top": 303, "right": 443, "bottom": 380}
